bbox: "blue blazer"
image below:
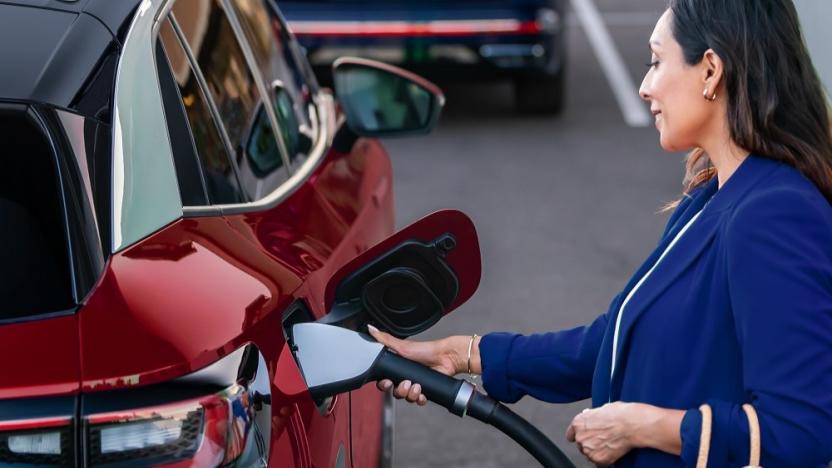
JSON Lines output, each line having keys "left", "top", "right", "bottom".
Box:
{"left": 480, "top": 155, "right": 832, "bottom": 467}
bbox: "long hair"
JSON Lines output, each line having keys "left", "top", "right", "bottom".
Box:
{"left": 666, "top": 0, "right": 832, "bottom": 207}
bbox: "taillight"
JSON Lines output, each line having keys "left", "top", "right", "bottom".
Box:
{"left": 0, "top": 417, "right": 74, "bottom": 466}
{"left": 0, "top": 345, "right": 271, "bottom": 467}
{"left": 84, "top": 384, "right": 267, "bottom": 467}
{"left": 86, "top": 403, "right": 204, "bottom": 465}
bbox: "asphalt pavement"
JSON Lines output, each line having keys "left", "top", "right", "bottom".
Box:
{"left": 382, "top": 1, "right": 681, "bottom": 466}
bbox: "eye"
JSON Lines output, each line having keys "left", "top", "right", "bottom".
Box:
{"left": 645, "top": 60, "right": 659, "bottom": 69}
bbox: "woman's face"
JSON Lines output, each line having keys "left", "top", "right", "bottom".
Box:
{"left": 639, "top": 10, "right": 716, "bottom": 152}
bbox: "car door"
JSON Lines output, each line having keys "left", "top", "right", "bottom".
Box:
{"left": 154, "top": 1, "right": 353, "bottom": 467}
{"left": 222, "top": 2, "right": 401, "bottom": 468}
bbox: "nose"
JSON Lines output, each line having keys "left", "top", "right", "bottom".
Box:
{"left": 639, "top": 73, "right": 651, "bottom": 102}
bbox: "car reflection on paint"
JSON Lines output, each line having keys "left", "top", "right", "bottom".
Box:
{"left": 0, "top": 0, "right": 446, "bottom": 466}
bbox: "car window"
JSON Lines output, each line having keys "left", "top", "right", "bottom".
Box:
{"left": 171, "top": 0, "right": 289, "bottom": 201}
{"left": 231, "top": 0, "right": 315, "bottom": 168}
{"left": 158, "top": 17, "right": 245, "bottom": 205}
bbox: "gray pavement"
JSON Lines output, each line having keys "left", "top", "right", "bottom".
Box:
{"left": 384, "top": 1, "right": 679, "bottom": 466}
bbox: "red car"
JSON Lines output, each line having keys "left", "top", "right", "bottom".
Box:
{"left": 0, "top": 0, "right": 456, "bottom": 466}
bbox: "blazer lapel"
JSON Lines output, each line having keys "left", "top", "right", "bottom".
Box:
{"left": 591, "top": 182, "right": 716, "bottom": 403}
{"left": 605, "top": 155, "right": 781, "bottom": 400}
{"left": 609, "top": 208, "right": 721, "bottom": 392}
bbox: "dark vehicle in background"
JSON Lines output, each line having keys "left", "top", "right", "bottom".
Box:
{"left": 0, "top": 0, "right": 446, "bottom": 466}
{"left": 281, "top": 0, "right": 568, "bottom": 114}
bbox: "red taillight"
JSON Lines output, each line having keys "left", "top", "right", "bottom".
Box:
{"left": 86, "top": 401, "right": 205, "bottom": 466}
{"left": 289, "top": 19, "right": 542, "bottom": 38}
{"left": 0, "top": 417, "right": 74, "bottom": 466}
{"left": 84, "top": 384, "right": 263, "bottom": 467}
{"left": 0, "top": 345, "right": 271, "bottom": 467}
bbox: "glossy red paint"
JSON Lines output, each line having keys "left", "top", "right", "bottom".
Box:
{"left": 323, "top": 209, "right": 482, "bottom": 314}
{"left": 0, "top": 416, "right": 72, "bottom": 432}
{"left": 0, "top": 314, "right": 80, "bottom": 399}
{"left": 77, "top": 133, "right": 394, "bottom": 467}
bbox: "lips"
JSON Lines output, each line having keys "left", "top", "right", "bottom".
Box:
{"left": 652, "top": 110, "right": 662, "bottom": 129}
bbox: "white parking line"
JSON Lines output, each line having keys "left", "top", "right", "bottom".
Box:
{"left": 570, "top": 0, "right": 653, "bottom": 127}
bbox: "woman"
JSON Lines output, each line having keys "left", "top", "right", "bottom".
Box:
{"left": 368, "top": 0, "right": 832, "bottom": 466}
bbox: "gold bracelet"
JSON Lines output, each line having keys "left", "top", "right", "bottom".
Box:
{"left": 466, "top": 334, "right": 479, "bottom": 375}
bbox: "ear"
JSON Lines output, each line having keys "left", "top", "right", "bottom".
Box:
{"left": 701, "top": 49, "right": 724, "bottom": 94}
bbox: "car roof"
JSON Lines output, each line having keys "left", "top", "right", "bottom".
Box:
{"left": 0, "top": 0, "right": 141, "bottom": 36}
{"left": 0, "top": 0, "right": 140, "bottom": 112}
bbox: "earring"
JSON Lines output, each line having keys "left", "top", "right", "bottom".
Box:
{"left": 703, "top": 88, "right": 717, "bottom": 101}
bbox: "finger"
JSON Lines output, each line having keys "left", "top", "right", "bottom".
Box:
{"left": 367, "top": 324, "right": 397, "bottom": 347}
{"left": 406, "top": 383, "right": 422, "bottom": 403}
{"left": 376, "top": 379, "right": 393, "bottom": 392}
{"left": 417, "top": 395, "right": 427, "bottom": 406}
{"left": 393, "top": 380, "right": 412, "bottom": 399}
{"left": 565, "top": 423, "right": 576, "bottom": 442}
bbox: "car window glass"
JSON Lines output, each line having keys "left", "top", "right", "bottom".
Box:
{"left": 246, "top": 104, "right": 282, "bottom": 176}
{"left": 158, "top": 16, "right": 244, "bottom": 205}
{"left": 172, "top": 0, "right": 285, "bottom": 201}
{"left": 155, "top": 33, "right": 209, "bottom": 206}
{"left": 231, "top": 0, "right": 315, "bottom": 167}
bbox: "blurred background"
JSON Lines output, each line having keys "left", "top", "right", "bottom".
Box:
{"left": 279, "top": 1, "right": 830, "bottom": 466}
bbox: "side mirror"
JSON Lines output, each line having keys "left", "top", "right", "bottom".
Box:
{"left": 333, "top": 57, "right": 445, "bottom": 137}
{"left": 320, "top": 210, "right": 481, "bottom": 338}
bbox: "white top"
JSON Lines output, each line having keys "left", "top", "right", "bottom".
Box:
{"left": 609, "top": 209, "right": 704, "bottom": 382}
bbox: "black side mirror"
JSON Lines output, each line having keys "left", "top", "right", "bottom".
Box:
{"left": 333, "top": 57, "right": 445, "bottom": 137}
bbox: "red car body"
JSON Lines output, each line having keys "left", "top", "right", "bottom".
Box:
{"left": 0, "top": 0, "right": 421, "bottom": 466}
{"left": 0, "top": 87, "right": 392, "bottom": 468}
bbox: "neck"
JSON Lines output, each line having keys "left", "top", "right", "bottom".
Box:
{"left": 700, "top": 127, "right": 749, "bottom": 189}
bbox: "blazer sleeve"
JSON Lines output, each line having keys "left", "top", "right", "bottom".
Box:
{"left": 477, "top": 193, "right": 696, "bottom": 405}
{"left": 679, "top": 187, "right": 832, "bottom": 467}
{"left": 479, "top": 302, "right": 613, "bottom": 404}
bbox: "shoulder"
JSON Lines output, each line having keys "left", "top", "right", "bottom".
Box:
{"left": 735, "top": 162, "right": 829, "bottom": 216}
{"left": 727, "top": 161, "right": 832, "bottom": 248}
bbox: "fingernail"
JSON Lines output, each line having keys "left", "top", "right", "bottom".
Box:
{"left": 367, "top": 324, "right": 379, "bottom": 334}
{"left": 413, "top": 384, "right": 421, "bottom": 393}
{"left": 383, "top": 381, "right": 392, "bottom": 390}
{"left": 402, "top": 380, "right": 411, "bottom": 389}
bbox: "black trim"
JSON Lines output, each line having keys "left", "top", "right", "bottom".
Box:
{"left": 37, "top": 106, "right": 108, "bottom": 299}
{"left": 155, "top": 37, "right": 210, "bottom": 206}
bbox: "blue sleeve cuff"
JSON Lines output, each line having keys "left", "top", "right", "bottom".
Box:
{"left": 679, "top": 408, "right": 702, "bottom": 466}
{"left": 679, "top": 401, "right": 750, "bottom": 467}
{"left": 479, "top": 332, "right": 522, "bottom": 403}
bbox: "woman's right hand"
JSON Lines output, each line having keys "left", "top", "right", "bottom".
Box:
{"left": 367, "top": 324, "right": 474, "bottom": 406}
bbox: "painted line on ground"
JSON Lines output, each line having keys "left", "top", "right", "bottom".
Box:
{"left": 570, "top": 0, "right": 653, "bottom": 127}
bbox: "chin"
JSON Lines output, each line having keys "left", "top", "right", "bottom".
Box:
{"left": 658, "top": 134, "right": 676, "bottom": 152}
{"left": 659, "top": 133, "right": 688, "bottom": 153}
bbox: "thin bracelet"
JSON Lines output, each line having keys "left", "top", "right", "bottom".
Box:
{"left": 466, "top": 334, "right": 479, "bottom": 375}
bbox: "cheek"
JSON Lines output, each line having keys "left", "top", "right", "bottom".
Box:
{"left": 658, "top": 87, "right": 710, "bottom": 151}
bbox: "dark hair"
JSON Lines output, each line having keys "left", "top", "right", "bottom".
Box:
{"left": 668, "top": 0, "right": 832, "bottom": 204}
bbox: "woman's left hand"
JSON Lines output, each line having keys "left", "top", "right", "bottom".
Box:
{"left": 566, "top": 401, "right": 643, "bottom": 466}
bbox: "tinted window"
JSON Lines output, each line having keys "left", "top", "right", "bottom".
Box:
{"left": 231, "top": 0, "right": 315, "bottom": 167}
{"left": 158, "top": 16, "right": 244, "bottom": 205}
{"left": 172, "top": 0, "right": 285, "bottom": 201}
{"left": 0, "top": 111, "right": 74, "bottom": 320}
{"left": 156, "top": 34, "right": 209, "bottom": 206}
